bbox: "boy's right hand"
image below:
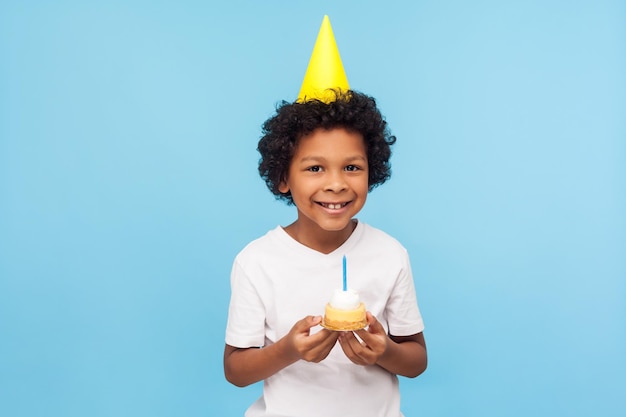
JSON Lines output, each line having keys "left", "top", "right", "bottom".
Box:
{"left": 284, "top": 315, "right": 338, "bottom": 363}
{"left": 224, "top": 316, "right": 339, "bottom": 387}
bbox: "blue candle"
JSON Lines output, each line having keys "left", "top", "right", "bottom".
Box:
{"left": 342, "top": 255, "right": 347, "bottom": 291}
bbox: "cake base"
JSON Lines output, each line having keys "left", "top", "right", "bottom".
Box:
{"left": 322, "top": 302, "right": 367, "bottom": 331}
{"left": 320, "top": 319, "right": 367, "bottom": 331}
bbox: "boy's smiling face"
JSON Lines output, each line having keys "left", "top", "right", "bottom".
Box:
{"left": 279, "top": 127, "right": 369, "bottom": 251}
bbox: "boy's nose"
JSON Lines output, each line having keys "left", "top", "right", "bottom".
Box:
{"left": 323, "top": 172, "right": 347, "bottom": 192}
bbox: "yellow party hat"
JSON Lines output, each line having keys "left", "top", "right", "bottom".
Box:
{"left": 297, "top": 15, "right": 350, "bottom": 103}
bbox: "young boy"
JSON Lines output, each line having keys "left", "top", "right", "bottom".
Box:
{"left": 224, "top": 16, "right": 426, "bottom": 417}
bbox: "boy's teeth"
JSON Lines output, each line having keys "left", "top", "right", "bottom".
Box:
{"left": 324, "top": 203, "right": 344, "bottom": 209}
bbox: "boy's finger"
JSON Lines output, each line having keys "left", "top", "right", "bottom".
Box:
{"left": 295, "top": 315, "right": 322, "bottom": 331}
{"left": 366, "top": 312, "right": 384, "bottom": 330}
{"left": 355, "top": 312, "right": 384, "bottom": 340}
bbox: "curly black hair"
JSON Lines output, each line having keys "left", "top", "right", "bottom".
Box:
{"left": 257, "top": 90, "right": 396, "bottom": 205}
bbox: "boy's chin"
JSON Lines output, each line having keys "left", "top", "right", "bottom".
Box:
{"left": 317, "top": 219, "right": 356, "bottom": 232}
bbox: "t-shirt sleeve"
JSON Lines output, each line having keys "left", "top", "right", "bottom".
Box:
{"left": 385, "top": 250, "right": 425, "bottom": 337}
{"left": 224, "top": 257, "right": 266, "bottom": 348}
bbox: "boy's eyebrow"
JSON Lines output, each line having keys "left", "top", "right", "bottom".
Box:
{"left": 297, "top": 155, "right": 367, "bottom": 163}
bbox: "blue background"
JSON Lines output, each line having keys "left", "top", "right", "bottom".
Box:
{"left": 1, "top": 1, "right": 624, "bottom": 416}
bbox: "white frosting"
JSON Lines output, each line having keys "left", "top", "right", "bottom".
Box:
{"left": 330, "top": 288, "right": 360, "bottom": 310}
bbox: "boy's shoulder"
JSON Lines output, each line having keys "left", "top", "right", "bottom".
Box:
{"left": 359, "top": 222, "right": 407, "bottom": 251}
{"left": 234, "top": 226, "right": 284, "bottom": 260}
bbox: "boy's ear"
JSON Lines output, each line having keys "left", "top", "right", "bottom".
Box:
{"left": 278, "top": 180, "right": 289, "bottom": 194}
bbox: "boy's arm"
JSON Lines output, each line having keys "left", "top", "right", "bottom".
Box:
{"left": 338, "top": 312, "right": 427, "bottom": 378}
{"left": 379, "top": 332, "right": 427, "bottom": 378}
{"left": 224, "top": 315, "right": 339, "bottom": 387}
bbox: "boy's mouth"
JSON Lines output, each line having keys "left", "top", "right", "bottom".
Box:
{"left": 318, "top": 202, "right": 348, "bottom": 210}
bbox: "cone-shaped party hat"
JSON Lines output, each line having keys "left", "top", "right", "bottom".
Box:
{"left": 297, "top": 15, "right": 350, "bottom": 103}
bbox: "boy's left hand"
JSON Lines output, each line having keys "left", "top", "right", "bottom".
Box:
{"left": 337, "top": 312, "right": 387, "bottom": 366}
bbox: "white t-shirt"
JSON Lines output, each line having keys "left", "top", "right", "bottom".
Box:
{"left": 225, "top": 221, "right": 425, "bottom": 417}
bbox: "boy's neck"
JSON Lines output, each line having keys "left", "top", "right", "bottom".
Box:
{"left": 282, "top": 219, "right": 357, "bottom": 254}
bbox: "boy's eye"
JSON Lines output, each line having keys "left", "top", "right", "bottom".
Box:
{"left": 307, "top": 166, "right": 322, "bottom": 172}
{"left": 345, "top": 165, "right": 360, "bottom": 172}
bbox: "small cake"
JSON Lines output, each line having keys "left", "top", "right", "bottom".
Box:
{"left": 323, "top": 289, "right": 367, "bottom": 330}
